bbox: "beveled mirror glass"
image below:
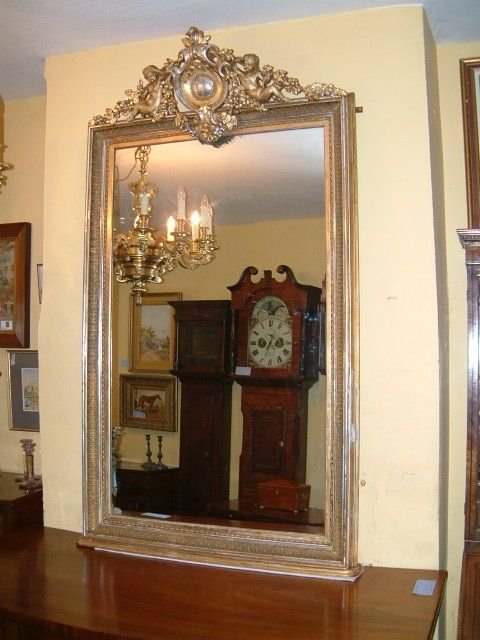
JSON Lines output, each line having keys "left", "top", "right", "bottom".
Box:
{"left": 80, "top": 27, "right": 359, "bottom": 578}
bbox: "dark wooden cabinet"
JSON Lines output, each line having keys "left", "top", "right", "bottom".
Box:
{"left": 176, "top": 377, "right": 233, "bottom": 514}
{"left": 170, "top": 300, "right": 233, "bottom": 515}
{"left": 116, "top": 463, "right": 179, "bottom": 513}
{"left": 0, "top": 472, "right": 43, "bottom": 535}
{"left": 458, "top": 230, "right": 480, "bottom": 639}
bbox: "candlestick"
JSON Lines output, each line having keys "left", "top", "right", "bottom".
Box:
{"left": 191, "top": 210, "right": 200, "bottom": 241}
{"left": 206, "top": 198, "right": 214, "bottom": 234}
{"left": 141, "top": 434, "right": 157, "bottom": 470}
{"left": 140, "top": 193, "right": 150, "bottom": 215}
{"left": 157, "top": 435, "right": 167, "bottom": 470}
{"left": 200, "top": 195, "right": 209, "bottom": 227}
{"left": 167, "top": 215, "right": 176, "bottom": 241}
{"left": 177, "top": 186, "right": 186, "bottom": 220}
{"left": 17, "top": 439, "right": 42, "bottom": 489}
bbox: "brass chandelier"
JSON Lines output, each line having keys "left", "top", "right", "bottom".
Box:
{"left": 0, "top": 96, "right": 13, "bottom": 193}
{"left": 114, "top": 145, "right": 218, "bottom": 303}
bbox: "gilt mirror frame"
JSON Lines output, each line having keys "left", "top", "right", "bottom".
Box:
{"left": 80, "top": 27, "right": 360, "bottom": 579}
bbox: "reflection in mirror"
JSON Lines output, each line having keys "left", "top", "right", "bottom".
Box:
{"left": 111, "top": 128, "right": 327, "bottom": 532}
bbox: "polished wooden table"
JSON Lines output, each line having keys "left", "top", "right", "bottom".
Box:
{"left": 0, "top": 526, "right": 446, "bottom": 640}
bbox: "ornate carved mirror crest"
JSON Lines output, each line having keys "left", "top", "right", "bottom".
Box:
{"left": 91, "top": 26, "right": 346, "bottom": 144}
{"left": 81, "top": 27, "right": 360, "bottom": 580}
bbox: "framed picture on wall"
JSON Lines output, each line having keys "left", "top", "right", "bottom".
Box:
{"left": 6, "top": 349, "right": 39, "bottom": 432}
{"left": 129, "top": 292, "right": 181, "bottom": 372}
{"left": 0, "top": 222, "right": 31, "bottom": 348}
{"left": 461, "top": 57, "right": 480, "bottom": 227}
{"left": 120, "top": 374, "right": 176, "bottom": 431}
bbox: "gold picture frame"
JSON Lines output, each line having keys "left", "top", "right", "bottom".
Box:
{"left": 0, "top": 223, "right": 31, "bottom": 347}
{"left": 461, "top": 57, "right": 480, "bottom": 227}
{"left": 120, "top": 374, "right": 176, "bottom": 431}
{"left": 130, "top": 292, "right": 181, "bottom": 372}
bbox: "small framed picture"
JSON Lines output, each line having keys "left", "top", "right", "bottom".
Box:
{"left": 120, "top": 374, "right": 176, "bottom": 431}
{"left": 129, "top": 292, "right": 181, "bottom": 373}
{"left": 0, "top": 222, "right": 31, "bottom": 347}
{"left": 7, "top": 349, "right": 39, "bottom": 431}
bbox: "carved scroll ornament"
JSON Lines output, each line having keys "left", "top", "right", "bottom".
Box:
{"left": 91, "top": 26, "right": 347, "bottom": 144}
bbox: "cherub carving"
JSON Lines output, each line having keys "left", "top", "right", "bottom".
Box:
{"left": 128, "top": 65, "right": 166, "bottom": 120}
{"left": 237, "top": 53, "right": 287, "bottom": 103}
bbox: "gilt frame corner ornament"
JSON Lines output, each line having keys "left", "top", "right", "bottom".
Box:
{"left": 90, "top": 26, "right": 348, "bottom": 145}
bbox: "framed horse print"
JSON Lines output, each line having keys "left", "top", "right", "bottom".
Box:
{"left": 119, "top": 374, "right": 176, "bottom": 431}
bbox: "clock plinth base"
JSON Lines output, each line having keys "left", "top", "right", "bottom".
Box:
{"left": 206, "top": 499, "right": 324, "bottom": 529}
{"left": 237, "top": 383, "right": 310, "bottom": 503}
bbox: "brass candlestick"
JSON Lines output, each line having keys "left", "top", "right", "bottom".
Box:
{"left": 111, "top": 426, "right": 122, "bottom": 513}
{"left": 156, "top": 435, "right": 168, "bottom": 470}
{"left": 17, "top": 439, "right": 42, "bottom": 490}
{"left": 141, "top": 434, "right": 157, "bottom": 470}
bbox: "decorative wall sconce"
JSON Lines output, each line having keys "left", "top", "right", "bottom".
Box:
{"left": 0, "top": 96, "right": 13, "bottom": 193}
{"left": 114, "top": 145, "right": 218, "bottom": 303}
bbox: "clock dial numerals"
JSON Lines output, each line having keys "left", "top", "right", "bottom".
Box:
{"left": 248, "top": 317, "right": 293, "bottom": 368}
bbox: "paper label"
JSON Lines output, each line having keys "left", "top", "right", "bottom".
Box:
{"left": 413, "top": 579, "right": 436, "bottom": 596}
{"left": 235, "top": 366, "right": 252, "bottom": 376}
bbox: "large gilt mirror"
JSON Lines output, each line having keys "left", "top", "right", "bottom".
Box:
{"left": 80, "top": 27, "right": 359, "bottom": 579}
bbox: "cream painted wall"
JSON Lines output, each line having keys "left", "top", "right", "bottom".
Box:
{"left": 437, "top": 39, "right": 480, "bottom": 640}
{"left": 40, "top": 4, "right": 443, "bottom": 582}
{"left": 0, "top": 96, "right": 45, "bottom": 475}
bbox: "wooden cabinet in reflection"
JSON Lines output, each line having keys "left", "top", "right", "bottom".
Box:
{"left": 116, "top": 463, "right": 179, "bottom": 514}
{"left": 170, "top": 300, "right": 233, "bottom": 516}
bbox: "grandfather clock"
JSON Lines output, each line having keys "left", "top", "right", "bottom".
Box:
{"left": 170, "top": 300, "right": 232, "bottom": 515}
{"left": 228, "top": 265, "right": 321, "bottom": 506}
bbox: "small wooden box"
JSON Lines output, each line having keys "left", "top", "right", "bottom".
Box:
{"left": 257, "top": 480, "right": 311, "bottom": 512}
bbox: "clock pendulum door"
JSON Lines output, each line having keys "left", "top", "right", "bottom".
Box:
{"left": 236, "top": 381, "right": 312, "bottom": 506}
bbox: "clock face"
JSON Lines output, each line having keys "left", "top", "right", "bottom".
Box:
{"left": 248, "top": 316, "right": 293, "bottom": 368}
{"left": 251, "top": 295, "right": 288, "bottom": 321}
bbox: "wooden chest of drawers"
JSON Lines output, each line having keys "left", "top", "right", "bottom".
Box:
{"left": 116, "top": 463, "right": 179, "bottom": 514}
{"left": 258, "top": 479, "right": 311, "bottom": 512}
